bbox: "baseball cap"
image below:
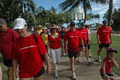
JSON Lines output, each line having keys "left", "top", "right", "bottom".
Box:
{"left": 13, "top": 18, "right": 27, "bottom": 30}
{"left": 102, "top": 20, "right": 108, "bottom": 24}
{"left": 0, "top": 18, "right": 6, "bottom": 26}
{"left": 107, "top": 48, "right": 118, "bottom": 54}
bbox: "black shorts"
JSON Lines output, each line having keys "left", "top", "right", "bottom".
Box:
{"left": 3, "top": 58, "right": 12, "bottom": 67}
{"left": 100, "top": 73, "right": 114, "bottom": 79}
{"left": 68, "top": 51, "right": 78, "bottom": 58}
{"left": 34, "top": 66, "right": 45, "bottom": 77}
{"left": 88, "top": 44, "right": 90, "bottom": 50}
{"left": 79, "top": 44, "right": 88, "bottom": 48}
{"left": 99, "top": 44, "right": 110, "bottom": 49}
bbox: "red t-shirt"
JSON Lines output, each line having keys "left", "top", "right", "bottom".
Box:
{"left": 97, "top": 26, "right": 111, "bottom": 44}
{"left": 100, "top": 57, "right": 113, "bottom": 74}
{"left": 0, "top": 28, "right": 19, "bottom": 59}
{"left": 77, "top": 28, "right": 88, "bottom": 44}
{"left": 48, "top": 33, "right": 61, "bottom": 49}
{"left": 64, "top": 30, "right": 82, "bottom": 51}
{"left": 12, "top": 34, "right": 47, "bottom": 78}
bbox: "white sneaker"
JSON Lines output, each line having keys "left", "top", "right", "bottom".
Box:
{"left": 55, "top": 71, "right": 58, "bottom": 78}
{"left": 98, "top": 57, "right": 101, "bottom": 62}
{"left": 77, "top": 57, "right": 81, "bottom": 63}
{"left": 96, "top": 57, "right": 101, "bottom": 63}
{"left": 73, "top": 73, "right": 77, "bottom": 79}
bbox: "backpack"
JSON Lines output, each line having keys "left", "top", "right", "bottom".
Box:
{"left": 33, "top": 34, "right": 45, "bottom": 62}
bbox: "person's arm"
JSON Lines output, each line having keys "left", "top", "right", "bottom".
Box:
{"left": 102, "top": 62, "right": 109, "bottom": 80}
{"left": 12, "top": 59, "right": 18, "bottom": 80}
{"left": 109, "top": 34, "right": 112, "bottom": 44}
{"left": 97, "top": 34, "right": 101, "bottom": 45}
{"left": 111, "top": 58, "right": 119, "bottom": 69}
{"left": 44, "top": 53, "right": 51, "bottom": 74}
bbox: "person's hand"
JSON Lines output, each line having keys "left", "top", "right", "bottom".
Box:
{"left": 98, "top": 41, "right": 101, "bottom": 45}
{"left": 46, "top": 64, "right": 51, "bottom": 74}
{"left": 104, "top": 75, "right": 109, "bottom": 80}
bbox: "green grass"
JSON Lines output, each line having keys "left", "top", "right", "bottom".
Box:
{"left": 0, "top": 33, "right": 120, "bottom": 79}
{"left": 91, "top": 33, "right": 120, "bottom": 75}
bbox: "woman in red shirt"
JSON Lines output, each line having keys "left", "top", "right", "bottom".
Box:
{"left": 12, "top": 18, "right": 51, "bottom": 80}
{"left": 48, "top": 25, "right": 62, "bottom": 78}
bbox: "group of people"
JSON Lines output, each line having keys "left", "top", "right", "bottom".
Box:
{"left": 0, "top": 17, "right": 119, "bottom": 80}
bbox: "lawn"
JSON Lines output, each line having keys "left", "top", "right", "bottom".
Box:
{"left": 0, "top": 32, "right": 120, "bottom": 80}
{"left": 91, "top": 33, "right": 120, "bottom": 75}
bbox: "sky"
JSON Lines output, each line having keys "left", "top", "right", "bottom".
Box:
{"left": 34, "top": 0, "right": 120, "bottom": 24}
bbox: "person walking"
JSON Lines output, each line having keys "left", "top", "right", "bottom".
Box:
{"left": 12, "top": 18, "right": 51, "bottom": 80}
{"left": 48, "top": 25, "right": 62, "bottom": 78}
{"left": 77, "top": 22, "right": 91, "bottom": 64}
{"left": 64, "top": 22, "right": 83, "bottom": 79}
{"left": 96, "top": 20, "right": 112, "bottom": 62}
{"left": 0, "top": 18, "right": 19, "bottom": 80}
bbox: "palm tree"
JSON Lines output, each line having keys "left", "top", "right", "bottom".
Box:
{"left": 59, "top": 0, "right": 107, "bottom": 23}
{"left": 108, "top": 0, "right": 113, "bottom": 26}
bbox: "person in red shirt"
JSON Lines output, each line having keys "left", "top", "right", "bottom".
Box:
{"left": 64, "top": 22, "right": 83, "bottom": 79}
{"left": 77, "top": 22, "right": 91, "bottom": 64}
{"left": 99, "top": 48, "right": 119, "bottom": 80}
{"left": 0, "top": 18, "right": 19, "bottom": 80}
{"left": 48, "top": 25, "right": 62, "bottom": 78}
{"left": 12, "top": 18, "right": 51, "bottom": 80}
{"left": 96, "top": 20, "right": 112, "bottom": 62}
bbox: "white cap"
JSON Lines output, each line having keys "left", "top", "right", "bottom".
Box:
{"left": 13, "top": 18, "right": 27, "bottom": 29}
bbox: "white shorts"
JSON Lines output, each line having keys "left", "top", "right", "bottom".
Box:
{"left": 50, "top": 48, "right": 61, "bottom": 64}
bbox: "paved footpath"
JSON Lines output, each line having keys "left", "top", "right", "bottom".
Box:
{"left": 43, "top": 55, "right": 103, "bottom": 80}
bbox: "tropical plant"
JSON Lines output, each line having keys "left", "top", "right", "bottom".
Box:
{"left": 0, "top": 0, "right": 36, "bottom": 28}
{"left": 59, "top": 0, "right": 107, "bottom": 23}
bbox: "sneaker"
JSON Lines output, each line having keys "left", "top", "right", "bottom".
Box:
{"left": 87, "top": 61, "right": 93, "bottom": 65}
{"left": 77, "top": 59, "right": 80, "bottom": 63}
{"left": 55, "top": 72, "right": 58, "bottom": 78}
{"left": 72, "top": 73, "right": 77, "bottom": 79}
{"left": 96, "top": 58, "right": 101, "bottom": 63}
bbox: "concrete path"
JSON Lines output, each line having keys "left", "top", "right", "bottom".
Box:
{"left": 43, "top": 55, "right": 102, "bottom": 80}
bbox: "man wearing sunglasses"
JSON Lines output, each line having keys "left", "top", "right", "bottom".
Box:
{"left": 0, "top": 18, "right": 19, "bottom": 80}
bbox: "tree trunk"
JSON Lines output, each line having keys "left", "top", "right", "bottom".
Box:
{"left": 83, "top": 0, "right": 86, "bottom": 23}
{"left": 108, "top": 0, "right": 113, "bottom": 26}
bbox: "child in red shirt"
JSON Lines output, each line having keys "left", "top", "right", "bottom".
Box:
{"left": 99, "top": 48, "right": 119, "bottom": 80}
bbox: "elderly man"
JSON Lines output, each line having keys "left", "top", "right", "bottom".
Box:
{"left": 0, "top": 18, "right": 19, "bottom": 80}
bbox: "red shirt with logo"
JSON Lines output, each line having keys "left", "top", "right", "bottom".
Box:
{"left": 64, "top": 30, "right": 82, "bottom": 51}
{"left": 77, "top": 28, "right": 88, "bottom": 44}
{"left": 48, "top": 33, "right": 61, "bottom": 49}
{"left": 0, "top": 28, "right": 19, "bottom": 59}
{"left": 100, "top": 57, "right": 113, "bottom": 74}
{"left": 97, "top": 26, "right": 111, "bottom": 44}
{"left": 12, "top": 34, "right": 47, "bottom": 78}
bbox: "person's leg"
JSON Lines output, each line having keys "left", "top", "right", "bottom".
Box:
{"left": 34, "top": 76, "right": 43, "bottom": 80}
{"left": 68, "top": 51, "right": 77, "bottom": 79}
{"left": 0, "top": 66, "right": 2, "bottom": 80}
{"left": 56, "top": 48, "right": 61, "bottom": 70}
{"left": 97, "top": 44, "right": 103, "bottom": 62}
{"left": 77, "top": 47, "right": 83, "bottom": 63}
{"left": 20, "top": 77, "right": 32, "bottom": 80}
{"left": 8, "top": 67, "right": 13, "bottom": 80}
{"left": 3, "top": 59, "right": 13, "bottom": 80}
{"left": 84, "top": 47, "right": 91, "bottom": 63}
{"left": 88, "top": 44, "right": 92, "bottom": 57}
